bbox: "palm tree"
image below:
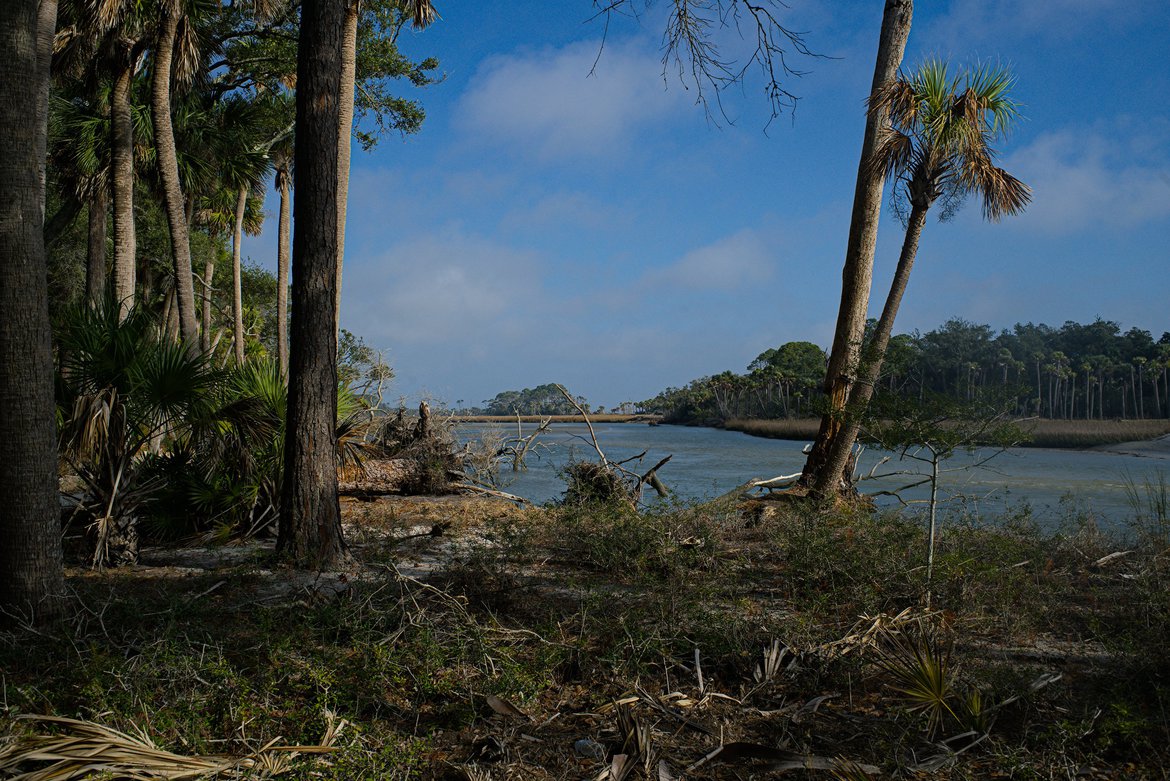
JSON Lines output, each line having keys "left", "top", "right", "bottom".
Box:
{"left": 0, "top": 0, "right": 66, "bottom": 622}
{"left": 799, "top": 0, "right": 912, "bottom": 489}
{"left": 272, "top": 144, "right": 292, "bottom": 375}
{"left": 334, "top": 0, "right": 437, "bottom": 338}
{"left": 813, "top": 60, "right": 1031, "bottom": 496}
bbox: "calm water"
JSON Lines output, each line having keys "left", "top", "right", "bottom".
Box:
{"left": 458, "top": 422, "right": 1170, "bottom": 530}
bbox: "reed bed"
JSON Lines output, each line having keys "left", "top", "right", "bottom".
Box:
{"left": 724, "top": 416, "right": 1170, "bottom": 448}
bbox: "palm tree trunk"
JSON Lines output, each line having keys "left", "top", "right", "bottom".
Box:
{"left": 232, "top": 185, "right": 248, "bottom": 363}
{"left": 276, "top": 166, "right": 291, "bottom": 376}
{"left": 150, "top": 3, "right": 199, "bottom": 346}
{"left": 111, "top": 49, "right": 136, "bottom": 318}
{"left": 800, "top": 0, "right": 913, "bottom": 488}
{"left": 86, "top": 185, "right": 109, "bottom": 305}
{"left": 333, "top": 0, "right": 360, "bottom": 341}
{"left": 278, "top": 0, "right": 348, "bottom": 569}
{"left": 0, "top": 0, "right": 65, "bottom": 623}
{"left": 201, "top": 248, "right": 215, "bottom": 354}
{"left": 814, "top": 202, "right": 929, "bottom": 497}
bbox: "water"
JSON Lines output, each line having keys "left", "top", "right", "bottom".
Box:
{"left": 458, "top": 422, "right": 1170, "bottom": 530}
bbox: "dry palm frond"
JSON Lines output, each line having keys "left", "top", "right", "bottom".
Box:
{"left": 0, "top": 713, "right": 341, "bottom": 780}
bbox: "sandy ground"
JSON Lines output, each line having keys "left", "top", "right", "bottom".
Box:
{"left": 1094, "top": 434, "right": 1170, "bottom": 458}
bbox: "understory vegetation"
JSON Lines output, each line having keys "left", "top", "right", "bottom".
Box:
{"left": 4, "top": 492, "right": 1168, "bottom": 778}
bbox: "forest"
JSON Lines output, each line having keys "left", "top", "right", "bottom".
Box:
{"left": 642, "top": 318, "right": 1170, "bottom": 424}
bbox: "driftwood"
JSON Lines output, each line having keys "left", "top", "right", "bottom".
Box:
{"left": 338, "top": 458, "right": 461, "bottom": 496}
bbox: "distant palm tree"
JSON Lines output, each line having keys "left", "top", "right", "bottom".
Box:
{"left": 813, "top": 60, "right": 1031, "bottom": 496}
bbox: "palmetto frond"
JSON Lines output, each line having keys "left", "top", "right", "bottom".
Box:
{"left": 870, "top": 58, "right": 1029, "bottom": 224}
{"left": 401, "top": 0, "right": 439, "bottom": 30}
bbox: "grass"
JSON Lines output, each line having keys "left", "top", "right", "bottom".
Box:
{"left": 4, "top": 494, "right": 1170, "bottom": 778}
{"left": 725, "top": 416, "right": 1170, "bottom": 448}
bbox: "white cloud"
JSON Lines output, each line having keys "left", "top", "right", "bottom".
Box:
{"left": 1003, "top": 123, "right": 1170, "bottom": 233}
{"left": 456, "top": 39, "right": 686, "bottom": 161}
{"left": 645, "top": 228, "right": 776, "bottom": 290}
{"left": 922, "top": 0, "right": 1146, "bottom": 49}
{"left": 343, "top": 229, "right": 546, "bottom": 346}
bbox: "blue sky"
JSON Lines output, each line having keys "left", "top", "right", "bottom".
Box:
{"left": 246, "top": 0, "right": 1170, "bottom": 408}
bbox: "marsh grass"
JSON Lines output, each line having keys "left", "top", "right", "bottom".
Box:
{"left": 725, "top": 416, "right": 1170, "bottom": 448}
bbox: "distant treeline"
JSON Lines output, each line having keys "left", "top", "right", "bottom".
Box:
{"left": 640, "top": 318, "right": 1170, "bottom": 423}
{"left": 460, "top": 383, "right": 640, "bottom": 417}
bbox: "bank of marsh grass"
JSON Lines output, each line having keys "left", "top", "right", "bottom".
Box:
{"left": 725, "top": 416, "right": 1170, "bottom": 448}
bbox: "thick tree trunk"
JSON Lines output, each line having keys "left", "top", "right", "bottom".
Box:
{"left": 150, "top": 4, "right": 199, "bottom": 345}
{"left": 86, "top": 185, "right": 109, "bottom": 305}
{"left": 0, "top": 0, "right": 65, "bottom": 623}
{"left": 333, "top": 0, "right": 359, "bottom": 340}
{"left": 813, "top": 202, "right": 929, "bottom": 497}
{"left": 276, "top": 166, "right": 291, "bottom": 376}
{"left": 232, "top": 186, "right": 247, "bottom": 363}
{"left": 111, "top": 49, "right": 136, "bottom": 318}
{"left": 800, "top": 0, "right": 912, "bottom": 489}
{"left": 278, "top": 0, "right": 348, "bottom": 569}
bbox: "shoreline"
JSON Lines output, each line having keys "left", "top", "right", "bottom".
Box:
{"left": 720, "top": 416, "right": 1170, "bottom": 451}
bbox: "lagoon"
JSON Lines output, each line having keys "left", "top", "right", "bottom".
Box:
{"left": 458, "top": 422, "right": 1170, "bottom": 531}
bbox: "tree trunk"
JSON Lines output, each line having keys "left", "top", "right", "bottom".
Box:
{"left": 111, "top": 47, "right": 137, "bottom": 318}
{"left": 86, "top": 185, "right": 109, "bottom": 305}
{"left": 333, "top": 0, "right": 360, "bottom": 341}
{"left": 276, "top": 165, "right": 291, "bottom": 376}
{"left": 800, "top": 0, "right": 913, "bottom": 488}
{"left": 201, "top": 247, "right": 215, "bottom": 354}
{"left": 0, "top": 0, "right": 65, "bottom": 623}
{"left": 278, "top": 0, "right": 348, "bottom": 569}
{"left": 150, "top": 3, "right": 199, "bottom": 345}
{"left": 232, "top": 185, "right": 247, "bottom": 363}
{"left": 813, "top": 201, "right": 929, "bottom": 497}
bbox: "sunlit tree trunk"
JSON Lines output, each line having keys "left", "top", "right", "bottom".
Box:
{"left": 232, "top": 186, "right": 248, "bottom": 363}
{"left": 800, "top": 0, "right": 912, "bottom": 489}
{"left": 276, "top": 163, "right": 291, "bottom": 376}
{"left": 0, "top": 0, "right": 65, "bottom": 623}
{"left": 278, "top": 0, "right": 348, "bottom": 569}
{"left": 333, "top": 0, "right": 360, "bottom": 341}
{"left": 111, "top": 49, "right": 136, "bottom": 317}
{"left": 815, "top": 202, "right": 928, "bottom": 496}
{"left": 151, "top": 1, "right": 199, "bottom": 345}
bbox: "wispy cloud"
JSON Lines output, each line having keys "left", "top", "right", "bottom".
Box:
{"left": 1003, "top": 122, "right": 1170, "bottom": 233}
{"left": 921, "top": 0, "right": 1146, "bottom": 50}
{"left": 455, "top": 39, "right": 687, "bottom": 162}
{"left": 644, "top": 228, "right": 776, "bottom": 290}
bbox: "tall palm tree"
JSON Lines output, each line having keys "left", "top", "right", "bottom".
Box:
{"left": 272, "top": 144, "right": 292, "bottom": 376}
{"left": 0, "top": 0, "right": 66, "bottom": 622}
{"left": 812, "top": 60, "right": 1031, "bottom": 496}
{"left": 799, "top": 0, "right": 912, "bottom": 489}
{"left": 334, "top": 0, "right": 437, "bottom": 338}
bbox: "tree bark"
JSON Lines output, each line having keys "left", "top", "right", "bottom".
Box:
{"left": 276, "top": 164, "right": 291, "bottom": 376}
{"left": 0, "top": 0, "right": 65, "bottom": 623}
{"left": 111, "top": 47, "right": 137, "bottom": 318}
{"left": 232, "top": 185, "right": 248, "bottom": 363}
{"left": 800, "top": 0, "right": 912, "bottom": 489}
{"left": 86, "top": 185, "right": 109, "bottom": 305}
{"left": 333, "top": 0, "right": 360, "bottom": 340}
{"left": 278, "top": 0, "right": 348, "bottom": 569}
{"left": 813, "top": 201, "right": 929, "bottom": 497}
{"left": 150, "top": 3, "right": 199, "bottom": 345}
{"left": 201, "top": 247, "right": 216, "bottom": 354}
